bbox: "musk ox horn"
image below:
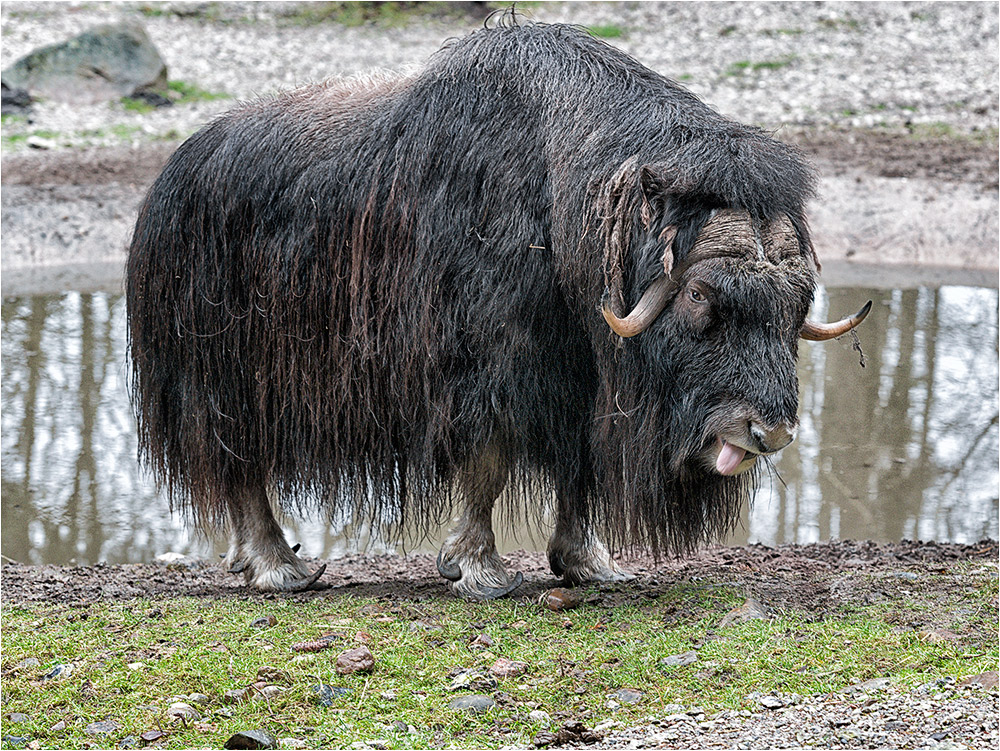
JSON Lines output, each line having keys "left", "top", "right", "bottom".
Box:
{"left": 800, "top": 300, "right": 873, "bottom": 341}
{"left": 601, "top": 274, "right": 675, "bottom": 338}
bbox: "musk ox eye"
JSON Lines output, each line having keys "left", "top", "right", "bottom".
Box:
{"left": 689, "top": 287, "right": 708, "bottom": 304}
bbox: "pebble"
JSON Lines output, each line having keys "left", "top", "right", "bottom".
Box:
{"left": 167, "top": 702, "right": 201, "bottom": 721}
{"left": 84, "top": 720, "right": 119, "bottom": 736}
{"left": 41, "top": 663, "right": 72, "bottom": 681}
{"left": 660, "top": 650, "right": 698, "bottom": 667}
{"left": 612, "top": 688, "right": 643, "bottom": 705}
{"left": 312, "top": 684, "right": 352, "bottom": 707}
{"left": 529, "top": 710, "right": 552, "bottom": 724}
{"left": 6, "top": 714, "right": 30, "bottom": 724}
{"left": 489, "top": 657, "right": 527, "bottom": 678}
{"left": 336, "top": 645, "right": 375, "bottom": 675}
{"left": 223, "top": 729, "right": 278, "bottom": 750}
{"left": 718, "top": 598, "right": 768, "bottom": 628}
{"left": 539, "top": 588, "right": 580, "bottom": 611}
{"left": 250, "top": 615, "right": 277, "bottom": 629}
{"left": 448, "top": 694, "right": 494, "bottom": 713}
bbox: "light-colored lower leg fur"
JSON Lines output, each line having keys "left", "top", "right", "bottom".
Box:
{"left": 437, "top": 443, "right": 522, "bottom": 600}
{"left": 548, "top": 491, "right": 633, "bottom": 585}
{"left": 225, "top": 484, "right": 319, "bottom": 591}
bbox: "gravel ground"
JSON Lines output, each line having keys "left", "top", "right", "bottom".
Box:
{"left": 1, "top": 1, "right": 997, "bottom": 148}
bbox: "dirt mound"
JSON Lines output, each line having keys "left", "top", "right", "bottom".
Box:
{"left": 3, "top": 540, "right": 995, "bottom": 615}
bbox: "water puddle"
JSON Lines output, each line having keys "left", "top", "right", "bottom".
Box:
{"left": 2, "top": 283, "right": 997, "bottom": 566}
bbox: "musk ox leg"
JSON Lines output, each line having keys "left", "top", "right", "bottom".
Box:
{"left": 547, "top": 490, "right": 633, "bottom": 586}
{"left": 436, "top": 446, "right": 523, "bottom": 601}
{"left": 224, "top": 483, "right": 326, "bottom": 592}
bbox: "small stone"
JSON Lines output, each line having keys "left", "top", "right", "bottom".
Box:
{"left": 719, "top": 598, "right": 767, "bottom": 628}
{"left": 612, "top": 688, "right": 643, "bottom": 704}
{"left": 469, "top": 633, "right": 494, "bottom": 650}
{"left": 336, "top": 645, "right": 375, "bottom": 675}
{"left": 250, "top": 615, "right": 277, "bottom": 629}
{"left": 291, "top": 633, "right": 340, "bottom": 653}
{"left": 759, "top": 695, "right": 785, "bottom": 709}
{"left": 957, "top": 671, "right": 999, "bottom": 689}
{"left": 50, "top": 721, "right": 66, "bottom": 733}
{"left": 312, "top": 684, "right": 352, "bottom": 707}
{"left": 842, "top": 677, "right": 892, "bottom": 694}
{"left": 223, "top": 729, "right": 279, "bottom": 750}
{"left": 253, "top": 685, "right": 284, "bottom": 701}
{"left": 448, "top": 694, "right": 494, "bottom": 713}
{"left": 660, "top": 650, "right": 698, "bottom": 667}
{"left": 187, "top": 693, "right": 211, "bottom": 705}
{"left": 224, "top": 689, "right": 248, "bottom": 705}
{"left": 118, "top": 735, "right": 141, "bottom": 749}
{"left": 539, "top": 588, "right": 580, "bottom": 611}
{"left": 532, "top": 731, "right": 557, "bottom": 747}
{"left": 167, "top": 702, "right": 201, "bottom": 721}
{"left": 918, "top": 629, "right": 960, "bottom": 644}
{"left": 489, "top": 658, "right": 528, "bottom": 678}
{"left": 1, "top": 736, "right": 29, "bottom": 749}
{"left": 140, "top": 730, "right": 167, "bottom": 742}
{"left": 85, "top": 720, "right": 120, "bottom": 736}
{"left": 7, "top": 714, "right": 30, "bottom": 724}
{"left": 528, "top": 710, "right": 552, "bottom": 724}
{"left": 447, "top": 668, "right": 497, "bottom": 692}
{"left": 41, "top": 663, "right": 72, "bottom": 681}
{"left": 257, "top": 666, "right": 292, "bottom": 685}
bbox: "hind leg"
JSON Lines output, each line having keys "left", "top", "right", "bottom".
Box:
{"left": 436, "top": 444, "right": 523, "bottom": 600}
{"left": 547, "top": 479, "right": 632, "bottom": 586}
{"left": 224, "top": 482, "right": 326, "bottom": 592}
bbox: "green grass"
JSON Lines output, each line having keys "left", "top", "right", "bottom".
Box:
{"left": 725, "top": 56, "right": 798, "bottom": 76}
{"left": 587, "top": 24, "right": 624, "bottom": 39}
{"left": 2, "top": 567, "right": 995, "bottom": 750}
{"left": 281, "top": 2, "right": 476, "bottom": 28}
{"left": 167, "top": 80, "right": 231, "bottom": 104}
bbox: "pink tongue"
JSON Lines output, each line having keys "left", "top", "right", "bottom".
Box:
{"left": 716, "top": 440, "right": 747, "bottom": 475}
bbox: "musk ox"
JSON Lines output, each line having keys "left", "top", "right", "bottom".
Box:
{"left": 126, "top": 18, "right": 869, "bottom": 599}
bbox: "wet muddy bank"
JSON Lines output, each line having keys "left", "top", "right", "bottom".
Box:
{"left": 2, "top": 129, "right": 997, "bottom": 297}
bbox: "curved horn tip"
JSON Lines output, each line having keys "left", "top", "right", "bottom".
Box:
{"left": 800, "top": 299, "right": 874, "bottom": 342}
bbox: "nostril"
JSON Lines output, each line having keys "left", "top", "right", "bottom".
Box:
{"left": 751, "top": 421, "right": 795, "bottom": 453}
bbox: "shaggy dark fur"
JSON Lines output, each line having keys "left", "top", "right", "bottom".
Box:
{"left": 126, "top": 18, "right": 817, "bottom": 555}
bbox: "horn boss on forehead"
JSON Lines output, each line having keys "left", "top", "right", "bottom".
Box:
{"left": 601, "top": 207, "right": 871, "bottom": 340}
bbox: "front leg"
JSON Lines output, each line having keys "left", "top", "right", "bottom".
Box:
{"left": 547, "top": 480, "right": 633, "bottom": 586}
{"left": 436, "top": 443, "right": 523, "bottom": 600}
{"left": 224, "top": 481, "right": 326, "bottom": 592}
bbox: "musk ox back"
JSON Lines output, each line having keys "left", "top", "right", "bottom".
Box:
{"left": 126, "top": 20, "right": 869, "bottom": 598}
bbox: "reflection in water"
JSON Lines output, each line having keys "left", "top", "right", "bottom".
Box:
{"left": 1, "top": 288, "right": 997, "bottom": 565}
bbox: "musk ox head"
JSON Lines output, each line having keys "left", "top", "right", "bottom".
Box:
{"left": 591, "top": 159, "right": 869, "bottom": 551}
